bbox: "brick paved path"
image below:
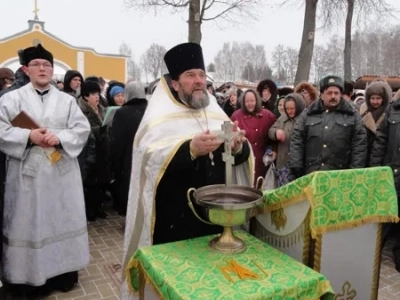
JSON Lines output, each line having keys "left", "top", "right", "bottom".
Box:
{"left": 23, "top": 213, "right": 400, "bottom": 299}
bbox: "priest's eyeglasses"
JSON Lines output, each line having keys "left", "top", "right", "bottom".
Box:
{"left": 28, "top": 62, "right": 53, "bottom": 69}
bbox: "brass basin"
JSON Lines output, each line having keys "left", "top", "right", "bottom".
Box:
{"left": 187, "top": 183, "right": 264, "bottom": 254}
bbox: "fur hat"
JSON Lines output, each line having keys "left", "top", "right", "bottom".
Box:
{"left": 22, "top": 44, "right": 53, "bottom": 66}
{"left": 164, "top": 43, "right": 205, "bottom": 80}
{"left": 0, "top": 68, "right": 14, "bottom": 80}
{"left": 294, "top": 82, "right": 318, "bottom": 102}
{"left": 256, "top": 79, "right": 277, "bottom": 98}
{"left": 17, "top": 49, "right": 25, "bottom": 65}
{"left": 278, "top": 87, "right": 294, "bottom": 97}
{"left": 365, "top": 81, "right": 391, "bottom": 109}
{"left": 80, "top": 80, "right": 101, "bottom": 98}
{"left": 85, "top": 76, "right": 100, "bottom": 84}
{"left": 319, "top": 75, "right": 344, "bottom": 93}
{"left": 370, "top": 78, "right": 392, "bottom": 103}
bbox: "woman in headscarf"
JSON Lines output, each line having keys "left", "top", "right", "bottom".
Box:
{"left": 361, "top": 81, "right": 391, "bottom": 163}
{"left": 106, "top": 81, "right": 125, "bottom": 106}
{"left": 268, "top": 93, "right": 306, "bottom": 186}
{"left": 231, "top": 89, "right": 276, "bottom": 183}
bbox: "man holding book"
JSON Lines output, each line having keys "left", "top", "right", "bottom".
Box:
{"left": 0, "top": 44, "right": 90, "bottom": 298}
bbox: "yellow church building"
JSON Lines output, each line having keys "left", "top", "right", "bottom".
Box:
{"left": 0, "top": 8, "right": 127, "bottom": 82}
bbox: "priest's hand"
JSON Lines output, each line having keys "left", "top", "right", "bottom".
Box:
{"left": 43, "top": 131, "right": 60, "bottom": 147}
{"left": 29, "top": 128, "right": 48, "bottom": 147}
{"left": 190, "top": 130, "right": 222, "bottom": 158}
{"left": 231, "top": 121, "right": 246, "bottom": 154}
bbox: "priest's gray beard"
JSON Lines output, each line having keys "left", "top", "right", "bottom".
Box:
{"left": 179, "top": 87, "right": 210, "bottom": 109}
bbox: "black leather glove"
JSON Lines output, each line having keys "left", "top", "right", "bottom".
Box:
{"left": 291, "top": 168, "right": 304, "bottom": 179}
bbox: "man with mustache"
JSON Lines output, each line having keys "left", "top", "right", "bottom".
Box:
{"left": 289, "top": 75, "right": 367, "bottom": 177}
{"left": 121, "top": 43, "right": 253, "bottom": 298}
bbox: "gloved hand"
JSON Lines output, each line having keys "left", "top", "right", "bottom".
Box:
{"left": 290, "top": 168, "right": 304, "bottom": 179}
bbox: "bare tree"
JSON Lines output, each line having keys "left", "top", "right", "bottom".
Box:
{"left": 281, "top": 0, "right": 394, "bottom": 84}
{"left": 207, "top": 63, "right": 216, "bottom": 73}
{"left": 241, "top": 63, "right": 256, "bottom": 82}
{"left": 309, "top": 25, "right": 400, "bottom": 81}
{"left": 350, "top": 31, "right": 364, "bottom": 78}
{"left": 119, "top": 42, "right": 142, "bottom": 81}
{"left": 140, "top": 43, "right": 167, "bottom": 80}
{"left": 292, "top": 0, "right": 318, "bottom": 85}
{"left": 310, "top": 45, "right": 327, "bottom": 83}
{"left": 213, "top": 41, "right": 271, "bottom": 83}
{"left": 272, "top": 44, "right": 287, "bottom": 83}
{"left": 214, "top": 42, "right": 233, "bottom": 82}
{"left": 124, "top": 0, "right": 260, "bottom": 44}
{"left": 140, "top": 56, "right": 149, "bottom": 85}
{"left": 323, "top": 35, "right": 345, "bottom": 76}
{"left": 320, "top": 0, "right": 394, "bottom": 81}
{"left": 282, "top": 47, "right": 299, "bottom": 85}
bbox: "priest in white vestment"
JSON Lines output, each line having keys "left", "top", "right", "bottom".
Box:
{"left": 121, "top": 43, "right": 254, "bottom": 300}
{"left": 0, "top": 44, "right": 90, "bottom": 298}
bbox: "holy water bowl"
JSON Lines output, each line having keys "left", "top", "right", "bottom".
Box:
{"left": 187, "top": 183, "right": 264, "bottom": 254}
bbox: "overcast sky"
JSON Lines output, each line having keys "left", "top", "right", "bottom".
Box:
{"left": 1, "top": 0, "right": 400, "bottom": 69}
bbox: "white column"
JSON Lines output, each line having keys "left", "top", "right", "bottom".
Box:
{"left": 77, "top": 51, "right": 85, "bottom": 77}
{"left": 125, "top": 57, "right": 128, "bottom": 83}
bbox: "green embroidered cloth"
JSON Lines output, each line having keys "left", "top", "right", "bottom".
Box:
{"left": 127, "top": 231, "right": 334, "bottom": 300}
{"left": 261, "top": 167, "right": 399, "bottom": 237}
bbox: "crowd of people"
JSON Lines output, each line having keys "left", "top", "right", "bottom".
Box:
{"left": 0, "top": 41, "right": 399, "bottom": 300}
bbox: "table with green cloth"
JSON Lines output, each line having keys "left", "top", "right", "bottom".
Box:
{"left": 126, "top": 231, "right": 334, "bottom": 300}
{"left": 252, "top": 166, "right": 399, "bottom": 300}
{"left": 258, "top": 166, "right": 399, "bottom": 237}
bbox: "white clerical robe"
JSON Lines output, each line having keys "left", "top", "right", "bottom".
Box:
{"left": 0, "top": 83, "right": 90, "bottom": 285}
{"left": 121, "top": 77, "right": 254, "bottom": 300}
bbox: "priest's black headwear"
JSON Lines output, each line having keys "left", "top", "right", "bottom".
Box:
{"left": 164, "top": 43, "right": 205, "bottom": 80}
{"left": 22, "top": 44, "right": 54, "bottom": 67}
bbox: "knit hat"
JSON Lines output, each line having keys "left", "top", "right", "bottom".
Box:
{"left": 110, "top": 85, "right": 124, "bottom": 99}
{"left": 164, "top": 43, "right": 205, "bottom": 80}
{"left": 22, "top": 44, "right": 53, "bottom": 66}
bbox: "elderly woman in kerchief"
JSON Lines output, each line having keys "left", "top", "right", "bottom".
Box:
{"left": 268, "top": 93, "right": 306, "bottom": 186}
{"left": 231, "top": 89, "right": 276, "bottom": 183}
{"left": 360, "top": 81, "right": 391, "bottom": 163}
{"left": 294, "top": 81, "right": 318, "bottom": 107}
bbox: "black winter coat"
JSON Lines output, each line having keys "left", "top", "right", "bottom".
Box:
{"left": 78, "top": 98, "right": 110, "bottom": 185}
{"left": 370, "top": 99, "right": 400, "bottom": 194}
{"left": 289, "top": 98, "right": 367, "bottom": 176}
{"left": 110, "top": 98, "right": 148, "bottom": 215}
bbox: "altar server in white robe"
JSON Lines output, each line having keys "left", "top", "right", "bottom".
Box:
{"left": 0, "top": 44, "right": 90, "bottom": 298}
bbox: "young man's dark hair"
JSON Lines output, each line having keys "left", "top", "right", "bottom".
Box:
{"left": 343, "top": 81, "right": 354, "bottom": 98}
